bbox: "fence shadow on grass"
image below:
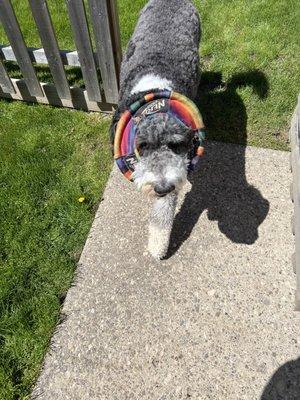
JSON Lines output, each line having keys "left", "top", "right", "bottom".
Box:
{"left": 167, "top": 70, "right": 270, "bottom": 257}
{"left": 260, "top": 358, "right": 300, "bottom": 399}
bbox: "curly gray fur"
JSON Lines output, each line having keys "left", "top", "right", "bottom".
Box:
{"left": 110, "top": 0, "right": 201, "bottom": 142}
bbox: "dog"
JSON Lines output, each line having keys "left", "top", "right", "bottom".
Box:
{"left": 110, "top": 0, "right": 202, "bottom": 259}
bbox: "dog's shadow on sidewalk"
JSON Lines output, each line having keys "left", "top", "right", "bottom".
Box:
{"left": 260, "top": 357, "right": 300, "bottom": 399}
{"left": 167, "top": 70, "right": 270, "bottom": 257}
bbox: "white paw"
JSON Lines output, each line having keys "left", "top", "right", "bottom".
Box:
{"left": 148, "top": 225, "right": 170, "bottom": 260}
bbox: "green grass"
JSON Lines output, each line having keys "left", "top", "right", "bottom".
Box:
{"left": 0, "top": 102, "right": 112, "bottom": 400}
{"left": 195, "top": 0, "right": 300, "bottom": 150}
{"left": 0, "top": 1, "right": 299, "bottom": 399}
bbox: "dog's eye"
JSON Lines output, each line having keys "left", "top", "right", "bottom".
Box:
{"left": 167, "top": 142, "right": 185, "bottom": 154}
{"left": 138, "top": 142, "right": 148, "bottom": 152}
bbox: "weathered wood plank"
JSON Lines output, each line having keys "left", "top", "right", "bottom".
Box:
{"left": 0, "top": 57, "right": 15, "bottom": 93}
{"left": 88, "top": 0, "right": 119, "bottom": 104}
{"left": 66, "top": 0, "right": 102, "bottom": 102}
{"left": 0, "top": 45, "right": 84, "bottom": 67}
{"left": 106, "top": 0, "right": 122, "bottom": 79}
{"left": 29, "top": 0, "right": 71, "bottom": 100}
{"left": 290, "top": 96, "right": 300, "bottom": 310}
{"left": 0, "top": 78, "right": 115, "bottom": 112}
{"left": 0, "top": 0, "right": 43, "bottom": 97}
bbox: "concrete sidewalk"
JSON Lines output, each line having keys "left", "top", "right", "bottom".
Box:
{"left": 33, "top": 142, "right": 300, "bottom": 400}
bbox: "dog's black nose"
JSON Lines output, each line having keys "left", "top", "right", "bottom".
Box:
{"left": 154, "top": 183, "right": 175, "bottom": 197}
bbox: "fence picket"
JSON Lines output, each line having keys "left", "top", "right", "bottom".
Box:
{"left": 0, "top": 0, "right": 43, "bottom": 97}
{"left": 0, "top": 57, "right": 15, "bottom": 93}
{"left": 29, "top": 0, "right": 71, "bottom": 100}
{"left": 88, "top": 0, "right": 119, "bottom": 104}
{"left": 106, "top": 0, "right": 122, "bottom": 79}
{"left": 66, "top": 0, "right": 102, "bottom": 102}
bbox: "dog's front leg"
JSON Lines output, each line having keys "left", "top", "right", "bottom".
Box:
{"left": 148, "top": 192, "right": 178, "bottom": 260}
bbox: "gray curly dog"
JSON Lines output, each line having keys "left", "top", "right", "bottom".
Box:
{"left": 110, "top": 0, "right": 202, "bottom": 259}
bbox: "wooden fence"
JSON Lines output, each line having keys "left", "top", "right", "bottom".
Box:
{"left": 0, "top": 0, "right": 122, "bottom": 112}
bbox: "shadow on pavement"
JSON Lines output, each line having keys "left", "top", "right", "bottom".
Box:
{"left": 261, "top": 358, "right": 300, "bottom": 399}
{"left": 167, "top": 70, "right": 270, "bottom": 257}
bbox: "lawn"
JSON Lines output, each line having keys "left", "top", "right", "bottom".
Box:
{"left": 0, "top": 0, "right": 299, "bottom": 399}
{"left": 0, "top": 102, "right": 112, "bottom": 400}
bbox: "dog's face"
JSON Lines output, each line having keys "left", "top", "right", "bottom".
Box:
{"left": 133, "top": 114, "right": 194, "bottom": 197}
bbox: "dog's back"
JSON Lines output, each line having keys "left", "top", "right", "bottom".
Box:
{"left": 118, "top": 0, "right": 201, "bottom": 103}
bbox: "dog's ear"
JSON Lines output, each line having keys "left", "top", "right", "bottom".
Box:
{"left": 187, "top": 127, "right": 196, "bottom": 143}
{"left": 109, "top": 106, "right": 122, "bottom": 146}
{"left": 109, "top": 119, "right": 119, "bottom": 156}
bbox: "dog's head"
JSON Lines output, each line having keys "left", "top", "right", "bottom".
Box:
{"left": 133, "top": 113, "right": 194, "bottom": 197}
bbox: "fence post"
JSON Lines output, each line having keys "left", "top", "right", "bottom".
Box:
{"left": 291, "top": 96, "right": 300, "bottom": 310}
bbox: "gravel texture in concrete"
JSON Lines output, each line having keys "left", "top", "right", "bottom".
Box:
{"left": 33, "top": 142, "right": 300, "bottom": 400}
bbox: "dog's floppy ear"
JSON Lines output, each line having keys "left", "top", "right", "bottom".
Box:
{"left": 187, "top": 127, "right": 196, "bottom": 143}
{"left": 109, "top": 106, "right": 122, "bottom": 147}
{"left": 109, "top": 117, "right": 120, "bottom": 156}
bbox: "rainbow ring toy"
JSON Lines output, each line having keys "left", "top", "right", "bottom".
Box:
{"left": 113, "top": 89, "right": 206, "bottom": 182}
